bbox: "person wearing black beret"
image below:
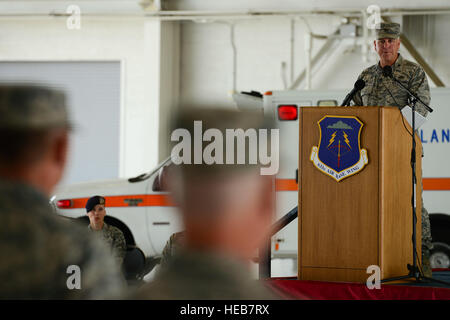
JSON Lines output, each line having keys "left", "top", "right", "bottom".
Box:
{"left": 86, "top": 195, "right": 127, "bottom": 267}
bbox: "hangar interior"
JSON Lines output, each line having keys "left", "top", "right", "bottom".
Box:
{"left": 1, "top": 0, "right": 448, "bottom": 184}
{"left": 1, "top": 0, "right": 450, "bottom": 282}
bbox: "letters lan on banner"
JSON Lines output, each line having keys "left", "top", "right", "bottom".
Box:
{"left": 310, "top": 116, "right": 368, "bottom": 182}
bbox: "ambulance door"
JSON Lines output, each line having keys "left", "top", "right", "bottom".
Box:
{"left": 273, "top": 97, "right": 312, "bottom": 258}
{"left": 421, "top": 88, "right": 450, "bottom": 217}
{"left": 145, "top": 164, "right": 184, "bottom": 255}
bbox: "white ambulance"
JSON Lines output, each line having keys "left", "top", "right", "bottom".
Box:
{"left": 52, "top": 88, "right": 450, "bottom": 269}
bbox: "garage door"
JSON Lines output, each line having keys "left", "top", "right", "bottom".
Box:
{"left": 0, "top": 61, "right": 121, "bottom": 186}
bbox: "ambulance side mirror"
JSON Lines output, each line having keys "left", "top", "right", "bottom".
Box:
{"left": 152, "top": 164, "right": 172, "bottom": 192}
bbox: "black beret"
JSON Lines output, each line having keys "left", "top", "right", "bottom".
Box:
{"left": 85, "top": 195, "right": 105, "bottom": 213}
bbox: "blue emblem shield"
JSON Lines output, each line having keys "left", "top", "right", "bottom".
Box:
{"left": 310, "top": 115, "right": 368, "bottom": 182}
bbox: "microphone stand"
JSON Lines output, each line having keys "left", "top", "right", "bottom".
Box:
{"left": 380, "top": 73, "right": 450, "bottom": 286}
{"left": 388, "top": 76, "right": 433, "bottom": 114}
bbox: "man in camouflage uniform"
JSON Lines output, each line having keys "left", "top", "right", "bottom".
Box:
{"left": 86, "top": 195, "right": 127, "bottom": 266}
{"left": 352, "top": 22, "right": 433, "bottom": 277}
{"left": 0, "top": 84, "right": 125, "bottom": 299}
{"left": 133, "top": 108, "right": 280, "bottom": 300}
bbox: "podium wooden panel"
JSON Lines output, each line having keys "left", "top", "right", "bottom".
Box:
{"left": 298, "top": 106, "right": 422, "bottom": 283}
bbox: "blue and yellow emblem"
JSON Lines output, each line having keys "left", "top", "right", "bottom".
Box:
{"left": 310, "top": 115, "right": 368, "bottom": 182}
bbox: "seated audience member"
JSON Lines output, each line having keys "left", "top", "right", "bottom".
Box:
{"left": 86, "top": 195, "right": 127, "bottom": 266}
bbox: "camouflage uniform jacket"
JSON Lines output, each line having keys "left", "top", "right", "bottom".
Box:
{"left": 133, "top": 248, "right": 279, "bottom": 300}
{"left": 352, "top": 54, "right": 430, "bottom": 117}
{"left": 159, "top": 231, "right": 185, "bottom": 268}
{"left": 0, "top": 179, "right": 125, "bottom": 299}
{"left": 89, "top": 222, "right": 126, "bottom": 266}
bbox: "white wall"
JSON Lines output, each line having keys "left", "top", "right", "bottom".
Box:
{"left": 431, "top": 15, "right": 450, "bottom": 82}
{"left": 159, "top": 21, "right": 181, "bottom": 162}
{"left": 0, "top": 17, "right": 163, "bottom": 179}
{"left": 179, "top": 17, "right": 368, "bottom": 107}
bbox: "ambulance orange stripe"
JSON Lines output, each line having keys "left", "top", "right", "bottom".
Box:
{"left": 423, "top": 178, "right": 450, "bottom": 191}
{"left": 60, "top": 178, "right": 450, "bottom": 209}
{"left": 69, "top": 194, "right": 173, "bottom": 209}
{"left": 275, "top": 179, "right": 299, "bottom": 191}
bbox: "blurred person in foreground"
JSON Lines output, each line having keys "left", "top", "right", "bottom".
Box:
{"left": 0, "top": 84, "right": 125, "bottom": 299}
{"left": 134, "top": 108, "right": 280, "bottom": 300}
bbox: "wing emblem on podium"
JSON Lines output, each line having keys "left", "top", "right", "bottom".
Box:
{"left": 310, "top": 115, "right": 368, "bottom": 182}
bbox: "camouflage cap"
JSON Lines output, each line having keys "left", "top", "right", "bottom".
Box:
{"left": 0, "top": 84, "right": 71, "bottom": 130}
{"left": 375, "top": 22, "right": 400, "bottom": 39}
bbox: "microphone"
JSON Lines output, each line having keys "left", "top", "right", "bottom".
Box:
{"left": 382, "top": 66, "right": 393, "bottom": 78}
{"left": 341, "top": 79, "right": 365, "bottom": 106}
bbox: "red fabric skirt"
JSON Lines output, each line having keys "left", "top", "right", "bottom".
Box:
{"left": 267, "top": 272, "right": 450, "bottom": 300}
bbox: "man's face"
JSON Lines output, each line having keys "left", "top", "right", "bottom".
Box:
{"left": 87, "top": 204, "right": 106, "bottom": 226}
{"left": 374, "top": 38, "right": 400, "bottom": 66}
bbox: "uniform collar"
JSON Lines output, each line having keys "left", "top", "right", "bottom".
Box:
{"left": 392, "top": 53, "right": 403, "bottom": 72}
{"left": 377, "top": 53, "right": 402, "bottom": 74}
{"left": 88, "top": 221, "right": 108, "bottom": 231}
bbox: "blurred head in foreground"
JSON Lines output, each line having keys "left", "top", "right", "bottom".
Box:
{"left": 169, "top": 107, "right": 277, "bottom": 262}
{"left": 134, "top": 107, "right": 280, "bottom": 300}
{"left": 0, "top": 84, "right": 70, "bottom": 195}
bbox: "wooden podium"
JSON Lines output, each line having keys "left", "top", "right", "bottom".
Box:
{"left": 298, "top": 106, "right": 422, "bottom": 283}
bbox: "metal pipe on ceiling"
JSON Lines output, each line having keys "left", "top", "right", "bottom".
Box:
{"left": 0, "top": 8, "right": 450, "bottom": 19}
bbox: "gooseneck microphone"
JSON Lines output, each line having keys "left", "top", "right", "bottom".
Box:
{"left": 341, "top": 79, "right": 366, "bottom": 106}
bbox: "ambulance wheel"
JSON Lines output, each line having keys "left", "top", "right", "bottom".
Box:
{"left": 429, "top": 242, "right": 450, "bottom": 269}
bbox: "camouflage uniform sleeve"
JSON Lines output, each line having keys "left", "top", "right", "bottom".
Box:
{"left": 160, "top": 232, "right": 184, "bottom": 268}
{"left": 112, "top": 227, "right": 127, "bottom": 266}
{"left": 409, "top": 66, "right": 431, "bottom": 117}
{"left": 351, "top": 73, "right": 364, "bottom": 106}
{"left": 160, "top": 233, "right": 176, "bottom": 268}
